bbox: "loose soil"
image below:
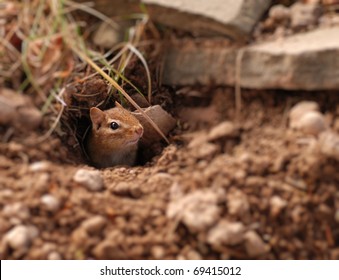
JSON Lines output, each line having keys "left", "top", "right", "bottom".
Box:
{"left": 1, "top": 0, "right": 339, "bottom": 260}
{"left": 1, "top": 86, "right": 339, "bottom": 260}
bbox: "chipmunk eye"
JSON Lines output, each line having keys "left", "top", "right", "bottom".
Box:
{"left": 110, "top": 122, "right": 119, "bottom": 130}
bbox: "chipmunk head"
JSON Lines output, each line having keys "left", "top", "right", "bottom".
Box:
{"left": 89, "top": 102, "right": 143, "bottom": 149}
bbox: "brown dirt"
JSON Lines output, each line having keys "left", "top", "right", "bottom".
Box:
{"left": 1, "top": 0, "right": 339, "bottom": 261}
{"left": 1, "top": 85, "right": 339, "bottom": 260}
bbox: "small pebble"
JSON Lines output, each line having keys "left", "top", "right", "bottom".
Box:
{"left": 318, "top": 131, "right": 339, "bottom": 161}
{"left": 3, "top": 202, "right": 30, "bottom": 221}
{"left": 81, "top": 216, "right": 107, "bottom": 235}
{"left": 48, "top": 251, "right": 62, "bottom": 260}
{"left": 270, "top": 196, "right": 287, "bottom": 216}
{"left": 167, "top": 190, "right": 220, "bottom": 232}
{"left": 41, "top": 194, "right": 60, "bottom": 212}
{"left": 73, "top": 169, "right": 104, "bottom": 191}
{"left": 290, "top": 2, "right": 321, "bottom": 29}
{"left": 29, "top": 161, "right": 50, "bottom": 172}
{"left": 207, "top": 220, "right": 246, "bottom": 246}
{"left": 297, "top": 111, "right": 327, "bottom": 136}
{"left": 244, "top": 231, "right": 268, "bottom": 257}
{"left": 289, "top": 101, "right": 319, "bottom": 129}
{"left": 269, "top": 4, "right": 290, "bottom": 21}
{"left": 208, "top": 121, "right": 237, "bottom": 141}
{"left": 227, "top": 190, "right": 249, "bottom": 215}
{"left": 4, "top": 225, "right": 38, "bottom": 251}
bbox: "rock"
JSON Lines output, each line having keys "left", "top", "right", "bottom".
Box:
{"left": 240, "top": 27, "right": 339, "bottom": 90}
{"left": 0, "top": 88, "right": 42, "bottom": 130}
{"left": 270, "top": 195, "right": 287, "bottom": 216}
{"left": 318, "top": 131, "right": 339, "bottom": 161}
{"left": 269, "top": 4, "right": 290, "bottom": 22}
{"left": 289, "top": 101, "right": 319, "bottom": 129}
{"left": 73, "top": 169, "right": 104, "bottom": 191}
{"left": 0, "top": 97, "right": 16, "bottom": 125}
{"left": 227, "top": 190, "right": 249, "bottom": 215}
{"left": 48, "top": 251, "right": 62, "bottom": 260}
{"left": 244, "top": 230, "right": 268, "bottom": 257}
{"left": 294, "top": 111, "right": 327, "bottom": 136}
{"left": 40, "top": 194, "right": 60, "bottom": 212}
{"left": 17, "top": 107, "right": 42, "bottom": 130}
{"left": 142, "top": 0, "right": 272, "bottom": 40}
{"left": 190, "top": 142, "right": 219, "bottom": 159}
{"left": 92, "top": 236, "right": 128, "bottom": 259}
{"left": 93, "top": 21, "right": 128, "bottom": 49}
{"left": 3, "top": 225, "right": 38, "bottom": 251}
{"left": 3, "top": 202, "right": 30, "bottom": 222}
{"left": 163, "top": 39, "right": 237, "bottom": 86}
{"left": 290, "top": 2, "right": 321, "bottom": 30}
{"left": 133, "top": 105, "right": 176, "bottom": 145}
{"left": 151, "top": 246, "right": 166, "bottom": 259}
{"left": 289, "top": 101, "right": 327, "bottom": 136}
{"left": 110, "top": 182, "right": 143, "bottom": 198}
{"left": 29, "top": 161, "right": 51, "bottom": 172}
{"left": 81, "top": 216, "right": 107, "bottom": 235}
{"left": 167, "top": 190, "right": 220, "bottom": 232}
{"left": 207, "top": 220, "right": 246, "bottom": 246}
{"left": 163, "top": 27, "right": 339, "bottom": 90}
{"left": 208, "top": 121, "right": 238, "bottom": 141}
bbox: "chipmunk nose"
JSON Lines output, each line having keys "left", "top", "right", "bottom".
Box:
{"left": 135, "top": 126, "right": 143, "bottom": 137}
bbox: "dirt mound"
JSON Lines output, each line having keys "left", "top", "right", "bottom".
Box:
{"left": 1, "top": 88, "right": 339, "bottom": 260}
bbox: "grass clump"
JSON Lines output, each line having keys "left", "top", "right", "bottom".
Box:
{"left": 0, "top": 0, "right": 167, "bottom": 144}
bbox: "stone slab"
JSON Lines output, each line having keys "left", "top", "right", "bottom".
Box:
{"left": 240, "top": 26, "right": 339, "bottom": 90}
{"left": 142, "top": 0, "right": 272, "bottom": 40}
{"left": 162, "top": 39, "right": 237, "bottom": 85}
{"left": 163, "top": 27, "right": 339, "bottom": 90}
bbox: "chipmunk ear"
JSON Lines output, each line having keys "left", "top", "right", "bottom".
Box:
{"left": 90, "top": 107, "right": 105, "bottom": 130}
{"left": 115, "top": 101, "right": 123, "bottom": 109}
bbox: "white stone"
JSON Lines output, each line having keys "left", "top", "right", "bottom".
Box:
{"left": 207, "top": 220, "right": 246, "bottom": 246}
{"left": 4, "top": 225, "right": 38, "bottom": 250}
{"left": 318, "top": 131, "right": 339, "bottom": 161}
{"left": 295, "top": 111, "right": 327, "bottom": 136}
{"left": 269, "top": 4, "right": 290, "bottom": 21}
{"left": 208, "top": 121, "right": 237, "bottom": 141}
{"left": 244, "top": 231, "right": 268, "bottom": 257}
{"left": 3, "top": 202, "right": 30, "bottom": 221}
{"left": 73, "top": 169, "right": 104, "bottom": 191}
{"left": 167, "top": 190, "right": 220, "bottom": 232}
{"left": 227, "top": 190, "right": 249, "bottom": 215}
{"left": 142, "top": 0, "right": 271, "bottom": 40}
{"left": 289, "top": 101, "right": 319, "bottom": 129}
{"left": 29, "top": 161, "right": 50, "bottom": 172}
{"left": 81, "top": 216, "right": 107, "bottom": 235}
{"left": 241, "top": 27, "right": 339, "bottom": 90}
{"left": 41, "top": 194, "right": 60, "bottom": 212}
{"left": 270, "top": 195, "right": 287, "bottom": 216}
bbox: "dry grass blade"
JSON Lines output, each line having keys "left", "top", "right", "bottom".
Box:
{"left": 74, "top": 48, "right": 169, "bottom": 144}
{"left": 235, "top": 48, "right": 244, "bottom": 123}
{"left": 126, "top": 43, "right": 152, "bottom": 103}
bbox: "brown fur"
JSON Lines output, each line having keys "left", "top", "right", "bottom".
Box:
{"left": 86, "top": 104, "right": 143, "bottom": 168}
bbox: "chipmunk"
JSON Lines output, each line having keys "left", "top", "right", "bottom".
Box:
{"left": 86, "top": 102, "right": 144, "bottom": 168}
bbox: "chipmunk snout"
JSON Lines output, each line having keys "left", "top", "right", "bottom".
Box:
{"left": 135, "top": 126, "right": 143, "bottom": 137}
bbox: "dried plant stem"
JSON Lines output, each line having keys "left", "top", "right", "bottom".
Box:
{"left": 73, "top": 48, "right": 170, "bottom": 144}
{"left": 235, "top": 48, "right": 244, "bottom": 123}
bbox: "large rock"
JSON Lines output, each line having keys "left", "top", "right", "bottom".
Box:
{"left": 163, "top": 39, "right": 237, "bottom": 85}
{"left": 77, "top": 0, "right": 270, "bottom": 40}
{"left": 163, "top": 27, "right": 339, "bottom": 90}
{"left": 143, "top": 0, "right": 271, "bottom": 40}
{"left": 240, "top": 26, "right": 339, "bottom": 90}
